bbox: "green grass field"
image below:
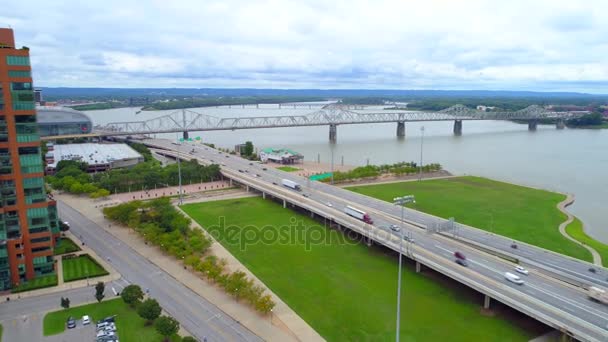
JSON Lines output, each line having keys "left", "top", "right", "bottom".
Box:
{"left": 347, "top": 176, "right": 592, "bottom": 262}
{"left": 54, "top": 237, "right": 81, "bottom": 255}
{"left": 566, "top": 218, "right": 608, "bottom": 265}
{"left": 43, "top": 298, "right": 180, "bottom": 341}
{"left": 182, "top": 197, "right": 538, "bottom": 341}
{"left": 62, "top": 254, "right": 109, "bottom": 282}
{"left": 276, "top": 166, "right": 300, "bottom": 172}
{"left": 12, "top": 274, "right": 58, "bottom": 293}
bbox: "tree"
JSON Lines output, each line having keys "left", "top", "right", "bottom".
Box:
{"left": 243, "top": 141, "right": 254, "bottom": 157}
{"left": 60, "top": 296, "right": 70, "bottom": 309}
{"left": 155, "top": 315, "right": 180, "bottom": 342}
{"left": 255, "top": 294, "right": 276, "bottom": 314}
{"left": 95, "top": 281, "right": 105, "bottom": 302}
{"left": 137, "top": 298, "right": 162, "bottom": 325}
{"left": 121, "top": 284, "right": 144, "bottom": 307}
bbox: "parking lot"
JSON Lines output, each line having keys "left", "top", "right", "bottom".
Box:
{"left": 1, "top": 315, "right": 96, "bottom": 342}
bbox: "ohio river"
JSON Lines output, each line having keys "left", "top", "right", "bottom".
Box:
{"left": 86, "top": 105, "right": 608, "bottom": 244}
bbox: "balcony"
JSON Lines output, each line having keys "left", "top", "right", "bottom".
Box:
{"left": 25, "top": 193, "right": 46, "bottom": 204}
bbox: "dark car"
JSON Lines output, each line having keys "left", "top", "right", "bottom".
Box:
{"left": 272, "top": 182, "right": 277, "bottom": 185}
{"left": 249, "top": 162, "right": 254, "bottom": 166}
{"left": 454, "top": 251, "right": 466, "bottom": 260}
{"left": 302, "top": 193, "right": 310, "bottom": 198}
{"left": 98, "top": 315, "right": 116, "bottom": 324}
{"left": 455, "top": 258, "right": 468, "bottom": 267}
{"left": 67, "top": 316, "right": 76, "bottom": 329}
{"left": 511, "top": 243, "right": 518, "bottom": 249}
{"left": 238, "top": 169, "right": 244, "bottom": 173}
{"left": 262, "top": 167, "right": 267, "bottom": 171}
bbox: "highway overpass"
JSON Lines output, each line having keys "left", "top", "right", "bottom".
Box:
{"left": 145, "top": 138, "right": 608, "bottom": 342}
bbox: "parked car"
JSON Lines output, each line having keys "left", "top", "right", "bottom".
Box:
{"left": 514, "top": 265, "right": 529, "bottom": 275}
{"left": 389, "top": 224, "right": 400, "bottom": 232}
{"left": 67, "top": 317, "right": 76, "bottom": 329}
{"left": 82, "top": 315, "right": 91, "bottom": 325}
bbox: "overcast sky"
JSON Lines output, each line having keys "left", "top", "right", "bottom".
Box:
{"left": 3, "top": 1, "right": 607, "bottom": 92}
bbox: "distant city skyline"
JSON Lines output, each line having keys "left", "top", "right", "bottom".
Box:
{"left": 3, "top": 1, "right": 608, "bottom": 93}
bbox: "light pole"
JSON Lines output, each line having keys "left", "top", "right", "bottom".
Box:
{"left": 176, "top": 134, "right": 183, "bottom": 205}
{"left": 393, "top": 195, "right": 416, "bottom": 342}
{"left": 330, "top": 145, "right": 335, "bottom": 185}
{"left": 418, "top": 126, "right": 425, "bottom": 181}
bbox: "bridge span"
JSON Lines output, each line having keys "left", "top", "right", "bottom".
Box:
{"left": 92, "top": 104, "right": 583, "bottom": 143}
{"left": 144, "top": 138, "right": 607, "bottom": 342}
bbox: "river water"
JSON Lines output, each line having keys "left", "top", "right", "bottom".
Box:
{"left": 85, "top": 105, "right": 608, "bottom": 243}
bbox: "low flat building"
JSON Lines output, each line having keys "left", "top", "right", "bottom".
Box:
{"left": 260, "top": 147, "right": 303, "bottom": 164}
{"left": 45, "top": 143, "right": 144, "bottom": 174}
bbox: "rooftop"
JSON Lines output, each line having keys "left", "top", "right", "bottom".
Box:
{"left": 36, "top": 106, "right": 92, "bottom": 124}
{"left": 261, "top": 147, "right": 302, "bottom": 156}
{"left": 47, "top": 143, "right": 142, "bottom": 168}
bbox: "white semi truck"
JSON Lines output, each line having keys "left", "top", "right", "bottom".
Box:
{"left": 281, "top": 179, "right": 302, "bottom": 191}
{"left": 344, "top": 206, "right": 373, "bottom": 224}
{"left": 588, "top": 286, "right": 608, "bottom": 304}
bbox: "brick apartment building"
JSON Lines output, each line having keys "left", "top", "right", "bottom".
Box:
{"left": 0, "top": 28, "right": 60, "bottom": 290}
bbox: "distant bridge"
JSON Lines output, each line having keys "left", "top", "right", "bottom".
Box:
{"left": 91, "top": 104, "right": 582, "bottom": 142}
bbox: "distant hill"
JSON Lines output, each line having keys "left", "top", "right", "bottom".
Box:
{"left": 39, "top": 87, "right": 606, "bottom": 99}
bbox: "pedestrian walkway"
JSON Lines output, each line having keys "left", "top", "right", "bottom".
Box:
{"left": 57, "top": 193, "right": 323, "bottom": 342}
{"left": 109, "top": 180, "right": 231, "bottom": 203}
{"left": 557, "top": 194, "right": 602, "bottom": 266}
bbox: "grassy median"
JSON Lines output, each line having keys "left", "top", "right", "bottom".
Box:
{"left": 43, "top": 298, "right": 180, "bottom": 341}
{"left": 182, "top": 197, "right": 539, "bottom": 341}
{"left": 347, "top": 176, "right": 592, "bottom": 262}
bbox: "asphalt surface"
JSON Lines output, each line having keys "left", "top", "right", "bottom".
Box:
{"left": 56, "top": 201, "right": 262, "bottom": 342}
{"left": 148, "top": 139, "right": 608, "bottom": 342}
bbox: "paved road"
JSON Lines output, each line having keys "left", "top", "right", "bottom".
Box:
{"left": 149, "top": 139, "right": 608, "bottom": 341}
{"left": 57, "top": 201, "right": 262, "bottom": 342}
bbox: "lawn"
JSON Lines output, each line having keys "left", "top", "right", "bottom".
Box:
{"left": 54, "top": 237, "right": 81, "bottom": 255}
{"left": 347, "top": 176, "right": 592, "bottom": 262}
{"left": 182, "top": 197, "right": 538, "bottom": 341}
{"left": 43, "top": 298, "right": 180, "bottom": 341}
{"left": 62, "top": 254, "right": 109, "bottom": 282}
{"left": 276, "top": 166, "right": 300, "bottom": 172}
{"left": 566, "top": 218, "right": 608, "bottom": 265}
{"left": 12, "top": 274, "right": 57, "bottom": 293}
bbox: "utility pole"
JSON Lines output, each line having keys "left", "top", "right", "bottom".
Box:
{"left": 393, "top": 195, "right": 416, "bottom": 342}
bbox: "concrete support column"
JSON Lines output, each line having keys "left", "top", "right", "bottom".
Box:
{"left": 262, "top": 192, "right": 266, "bottom": 199}
{"left": 396, "top": 121, "right": 405, "bottom": 137}
{"left": 556, "top": 119, "right": 565, "bottom": 129}
{"left": 310, "top": 211, "right": 314, "bottom": 218}
{"left": 329, "top": 124, "right": 337, "bottom": 143}
{"left": 283, "top": 199, "right": 287, "bottom": 208}
{"left": 415, "top": 261, "right": 421, "bottom": 273}
{"left": 246, "top": 185, "right": 250, "bottom": 192}
{"left": 528, "top": 120, "right": 537, "bottom": 131}
{"left": 483, "top": 294, "right": 491, "bottom": 309}
{"left": 182, "top": 131, "right": 189, "bottom": 140}
{"left": 453, "top": 120, "right": 463, "bottom": 135}
{"left": 229, "top": 179, "right": 233, "bottom": 187}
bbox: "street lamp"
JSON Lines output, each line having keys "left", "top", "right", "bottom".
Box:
{"left": 418, "top": 126, "right": 425, "bottom": 181}
{"left": 393, "top": 195, "right": 415, "bottom": 342}
{"left": 330, "top": 145, "right": 335, "bottom": 185}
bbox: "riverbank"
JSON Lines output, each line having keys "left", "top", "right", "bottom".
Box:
{"left": 346, "top": 176, "right": 597, "bottom": 263}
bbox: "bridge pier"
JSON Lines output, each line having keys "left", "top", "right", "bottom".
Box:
{"left": 415, "top": 261, "right": 422, "bottom": 273}
{"left": 396, "top": 121, "right": 405, "bottom": 137}
{"left": 329, "top": 124, "right": 337, "bottom": 143}
{"left": 283, "top": 199, "right": 287, "bottom": 208}
{"left": 556, "top": 119, "right": 565, "bottom": 129}
{"left": 453, "top": 120, "right": 463, "bottom": 135}
{"left": 483, "top": 294, "right": 491, "bottom": 309}
{"left": 528, "top": 120, "right": 537, "bottom": 131}
{"left": 246, "top": 185, "right": 250, "bottom": 192}
{"left": 262, "top": 192, "right": 266, "bottom": 199}
{"left": 182, "top": 131, "right": 189, "bottom": 140}
{"left": 229, "top": 179, "right": 233, "bottom": 187}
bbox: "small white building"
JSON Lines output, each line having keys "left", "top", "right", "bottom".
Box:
{"left": 45, "top": 143, "right": 144, "bottom": 174}
{"left": 259, "top": 147, "right": 303, "bottom": 164}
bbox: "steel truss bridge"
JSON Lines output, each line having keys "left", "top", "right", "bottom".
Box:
{"left": 94, "top": 104, "right": 584, "bottom": 142}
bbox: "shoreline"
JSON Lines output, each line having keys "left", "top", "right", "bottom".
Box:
{"left": 557, "top": 195, "right": 603, "bottom": 266}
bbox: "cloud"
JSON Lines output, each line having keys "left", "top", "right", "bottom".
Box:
{"left": 2, "top": 0, "right": 608, "bottom": 92}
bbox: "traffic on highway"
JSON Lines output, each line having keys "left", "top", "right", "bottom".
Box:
{"left": 147, "top": 138, "right": 608, "bottom": 342}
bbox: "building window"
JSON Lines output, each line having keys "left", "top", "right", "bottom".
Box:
{"left": 31, "top": 246, "right": 51, "bottom": 253}
{"left": 11, "top": 82, "right": 32, "bottom": 91}
{"left": 31, "top": 236, "right": 51, "bottom": 244}
{"left": 12, "top": 102, "right": 35, "bottom": 110}
{"left": 8, "top": 70, "right": 31, "bottom": 78}
{"left": 6, "top": 56, "right": 30, "bottom": 66}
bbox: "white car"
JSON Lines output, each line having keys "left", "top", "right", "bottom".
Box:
{"left": 389, "top": 224, "right": 401, "bottom": 232}
{"left": 505, "top": 272, "right": 525, "bottom": 285}
{"left": 82, "top": 315, "right": 91, "bottom": 325}
{"left": 514, "top": 265, "right": 529, "bottom": 275}
{"left": 326, "top": 202, "right": 333, "bottom": 207}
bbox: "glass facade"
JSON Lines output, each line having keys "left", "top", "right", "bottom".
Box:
{"left": 6, "top": 55, "right": 30, "bottom": 66}
{"left": 8, "top": 70, "right": 31, "bottom": 78}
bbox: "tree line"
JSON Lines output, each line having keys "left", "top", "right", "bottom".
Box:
{"left": 103, "top": 198, "right": 275, "bottom": 315}
{"left": 323, "top": 161, "right": 442, "bottom": 183}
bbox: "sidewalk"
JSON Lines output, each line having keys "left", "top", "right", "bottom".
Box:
{"left": 57, "top": 192, "right": 323, "bottom": 342}
{"left": 108, "top": 180, "right": 232, "bottom": 203}
{"left": 557, "top": 194, "right": 602, "bottom": 266}
{"left": 2, "top": 231, "right": 121, "bottom": 301}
